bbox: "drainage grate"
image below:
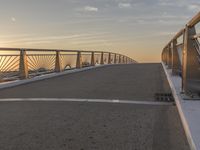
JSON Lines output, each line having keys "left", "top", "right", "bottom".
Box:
{"left": 155, "top": 93, "right": 174, "bottom": 102}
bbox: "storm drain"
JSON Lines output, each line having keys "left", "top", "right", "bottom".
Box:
{"left": 155, "top": 93, "right": 174, "bottom": 102}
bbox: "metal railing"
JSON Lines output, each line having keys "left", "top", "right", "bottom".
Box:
{"left": 162, "top": 11, "right": 200, "bottom": 97}
{"left": 0, "top": 48, "right": 136, "bottom": 82}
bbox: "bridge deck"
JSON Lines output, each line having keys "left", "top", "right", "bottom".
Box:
{"left": 0, "top": 63, "right": 189, "bottom": 150}
{"left": 0, "top": 63, "right": 171, "bottom": 100}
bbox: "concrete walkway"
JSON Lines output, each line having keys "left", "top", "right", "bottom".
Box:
{"left": 0, "top": 63, "right": 190, "bottom": 150}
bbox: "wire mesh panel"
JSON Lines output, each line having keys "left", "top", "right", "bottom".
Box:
{"left": 82, "top": 52, "right": 91, "bottom": 67}
{"left": 94, "top": 53, "right": 101, "bottom": 64}
{"left": 61, "top": 52, "right": 77, "bottom": 69}
{"left": 27, "top": 51, "right": 56, "bottom": 76}
{"left": 0, "top": 50, "right": 20, "bottom": 82}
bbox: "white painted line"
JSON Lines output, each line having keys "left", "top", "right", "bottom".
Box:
{"left": 162, "top": 62, "right": 197, "bottom": 150}
{"left": 0, "top": 64, "right": 115, "bottom": 90}
{"left": 0, "top": 98, "right": 173, "bottom": 106}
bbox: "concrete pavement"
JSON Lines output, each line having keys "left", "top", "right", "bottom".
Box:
{"left": 0, "top": 63, "right": 190, "bottom": 150}
{"left": 0, "top": 63, "right": 171, "bottom": 100}
{"left": 0, "top": 101, "right": 189, "bottom": 150}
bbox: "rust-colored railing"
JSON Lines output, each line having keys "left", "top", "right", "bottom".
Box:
{"left": 162, "top": 11, "right": 200, "bottom": 97}
{"left": 0, "top": 48, "right": 136, "bottom": 82}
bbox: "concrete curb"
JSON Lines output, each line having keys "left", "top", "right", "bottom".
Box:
{"left": 162, "top": 62, "right": 196, "bottom": 150}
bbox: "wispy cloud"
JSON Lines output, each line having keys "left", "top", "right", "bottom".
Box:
{"left": 187, "top": 3, "right": 200, "bottom": 12}
{"left": 118, "top": 3, "right": 131, "bottom": 8}
{"left": 158, "top": 0, "right": 200, "bottom": 12}
{"left": 0, "top": 32, "right": 110, "bottom": 46}
{"left": 84, "top": 6, "right": 98, "bottom": 12}
{"left": 11, "top": 17, "right": 16, "bottom": 22}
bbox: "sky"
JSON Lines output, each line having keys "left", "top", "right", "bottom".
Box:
{"left": 0, "top": 0, "right": 199, "bottom": 62}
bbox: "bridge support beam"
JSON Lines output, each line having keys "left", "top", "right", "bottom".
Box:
{"left": 100, "top": 52, "right": 104, "bottom": 65}
{"left": 55, "top": 51, "right": 62, "bottom": 72}
{"left": 91, "top": 52, "right": 95, "bottom": 66}
{"left": 76, "top": 51, "right": 82, "bottom": 68}
{"left": 19, "top": 49, "right": 28, "bottom": 79}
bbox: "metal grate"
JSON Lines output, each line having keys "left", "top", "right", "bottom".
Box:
{"left": 155, "top": 93, "right": 174, "bottom": 102}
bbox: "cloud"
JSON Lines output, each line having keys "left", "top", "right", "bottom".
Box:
{"left": 118, "top": 3, "right": 131, "bottom": 8}
{"left": 0, "top": 32, "right": 110, "bottom": 46}
{"left": 187, "top": 4, "right": 200, "bottom": 12}
{"left": 11, "top": 17, "right": 16, "bottom": 22}
{"left": 84, "top": 6, "right": 98, "bottom": 12}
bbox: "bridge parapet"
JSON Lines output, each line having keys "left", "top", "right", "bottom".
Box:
{"left": 0, "top": 48, "right": 136, "bottom": 82}
{"left": 162, "top": 12, "right": 200, "bottom": 97}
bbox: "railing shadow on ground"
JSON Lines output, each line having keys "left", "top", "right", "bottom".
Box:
{"left": 0, "top": 48, "right": 136, "bottom": 82}
{"left": 162, "top": 11, "right": 200, "bottom": 98}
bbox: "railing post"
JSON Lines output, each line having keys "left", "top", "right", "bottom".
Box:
{"left": 55, "top": 51, "right": 62, "bottom": 72}
{"left": 19, "top": 49, "right": 28, "bottom": 79}
{"left": 91, "top": 52, "right": 95, "bottom": 66}
{"left": 182, "top": 25, "right": 200, "bottom": 95}
{"left": 108, "top": 53, "right": 111, "bottom": 64}
{"left": 100, "top": 52, "right": 104, "bottom": 65}
{"left": 76, "top": 51, "right": 82, "bottom": 68}
{"left": 114, "top": 54, "right": 117, "bottom": 64}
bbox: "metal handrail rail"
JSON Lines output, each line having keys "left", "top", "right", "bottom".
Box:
{"left": 0, "top": 47, "right": 135, "bottom": 62}
{"left": 187, "top": 12, "right": 200, "bottom": 27}
{"left": 0, "top": 47, "right": 117, "bottom": 55}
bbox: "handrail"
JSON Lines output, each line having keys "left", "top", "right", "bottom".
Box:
{"left": 0, "top": 47, "right": 120, "bottom": 55}
{"left": 0, "top": 47, "right": 136, "bottom": 82}
{"left": 187, "top": 12, "right": 200, "bottom": 27}
{"left": 161, "top": 11, "right": 200, "bottom": 97}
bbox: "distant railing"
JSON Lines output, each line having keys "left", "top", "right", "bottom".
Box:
{"left": 0, "top": 48, "right": 136, "bottom": 82}
{"left": 162, "top": 11, "right": 200, "bottom": 97}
